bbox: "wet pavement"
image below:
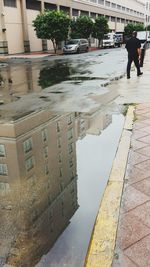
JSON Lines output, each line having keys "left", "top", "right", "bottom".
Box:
{"left": 0, "top": 48, "right": 127, "bottom": 267}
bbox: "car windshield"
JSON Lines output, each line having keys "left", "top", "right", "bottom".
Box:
{"left": 104, "top": 35, "right": 110, "bottom": 40}
{"left": 67, "top": 40, "right": 79, "bottom": 45}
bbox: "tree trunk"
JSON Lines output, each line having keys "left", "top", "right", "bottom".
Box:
{"left": 52, "top": 39, "right": 57, "bottom": 54}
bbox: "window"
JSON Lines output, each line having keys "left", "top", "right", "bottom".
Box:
{"left": 0, "top": 144, "right": 6, "bottom": 157}
{"left": 0, "top": 164, "right": 8, "bottom": 175}
{"left": 98, "top": 0, "right": 104, "bottom": 4}
{"left": 26, "top": 0, "right": 41, "bottom": 11}
{"left": 58, "top": 153, "right": 62, "bottom": 163}
{"left": 4, "top": 0, "right": 16, "bottom": 7}
{"left": 105, "top": 1, "right": 110, "bottom": 7}
{"left": 112, "top": 3, "right": 116, "bottom": 8}
{"left": 26, "top": 157, "right": 34, "bottom": 172}
{"left": 59, "top": 167, "right": 63, "bottom": 177}
{"left": 23, "top": 138, "right": 33, "bottom": 154}
{"left": 42, "top": 128, "right": 48, "bottom": 142}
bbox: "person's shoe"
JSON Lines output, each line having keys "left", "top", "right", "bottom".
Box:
{"left": 137, "top": 72, "right": 143, "bottom": 76}
{"left": 127, "top": 76, "right": 130, "bottom": 79}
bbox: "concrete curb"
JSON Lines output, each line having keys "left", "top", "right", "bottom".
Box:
{"left": 85, "top": 106, "right": 135, "bottom": 267}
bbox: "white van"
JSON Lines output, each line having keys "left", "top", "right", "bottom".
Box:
{"left": 102, "top": 33, "right": 116, "bottom": 48}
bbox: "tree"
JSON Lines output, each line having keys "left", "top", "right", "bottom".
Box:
{"left": 124, "top": 23, "right": 144, "bottom": 39}
{"left": 135, "top": 23, "right": 144, "bottom": 31}
{"left": 146, "top": 25, "right": 150, "bottom": 31}
{"left": 33, "top": 10, "right": 70, "bottom": 53}
{"left": 70, "top": 16, "right": 93, "bottom": 40}
{"left": 124, "top": 23, "right": 136, "bottom": 38}
{"left": 92, "top": 16, "right": 109, "bottom": 47}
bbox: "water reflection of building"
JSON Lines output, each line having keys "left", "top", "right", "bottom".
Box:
{"left": 0, "top": 110, "right": 78, "bottom": 267}
{"left": 75, "top": 110, "right": 112, "bottom": 139}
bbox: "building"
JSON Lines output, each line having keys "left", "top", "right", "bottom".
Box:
{"left": 145, "top": 0, "right": 150, "bottom": 26}
{"left": 0, "top": 0, "right": 146, "bottom": 55}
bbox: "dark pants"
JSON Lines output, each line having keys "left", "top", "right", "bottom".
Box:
{"left": 127, "top": 55, "right": 141, "bottom": 78}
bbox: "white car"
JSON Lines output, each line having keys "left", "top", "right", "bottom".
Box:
{"left": 63, "top": 39, "right": 89, "bottom": 54}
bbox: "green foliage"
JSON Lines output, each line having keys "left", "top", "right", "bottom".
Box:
{"left": 135, "top": 23, "right": 144, "bottom": 31}
{"left": 70, "top": 16, "right": 93, "bottom": 39}
{"left": 124, "top": 23, "right": 144, "bottom": 38}
{"left": 33, "top": 10, "right": 70, "bottom": 53}
{"left": 145, "top": 24, "right": 150, "bottom": 31}
{"left": 92, "top": 16, "right": 109, "bottom": 47}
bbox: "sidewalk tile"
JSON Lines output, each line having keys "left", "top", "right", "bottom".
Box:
{"left": 124, "top": 234, "right": 150, "bottom": 267}
{"left": 131, "top": 130, "right": 149, "bottom": 140}
{"left": 131, "top": 139, "right": 147, "bottom": 150}
{"left": 127, "top": 166, "right": 150, "bottom": 184}
{"left": 122, "top": 186, "right": 149, "bottom": 212}
{"left": 138, "top": 134, "right": 150, "bottom": 145}
{"left": 133, "top": 178, "right": 150, "bottom": 197}
{"left": 117, "top": 213, "right": 150, "bottom": 250}
{"left": 128, "top": 201, "right": 150, "bottom": 228}
{"left": 137, "top": 145, "right": 150, "bottom": 157}
{"left": 129, "top": 151, "right": 149, "bottom": 165}
{"left": 140, "top": 118, "right": 150, "bottom": 124}
{"left": 136, "top": 159, "right": 150, "bottom": 171}
{"left": 133, "top": 122, "right": 148, "bottom": 130}
{"left": 113, "top": 253, "right": 137, "bottom": 267}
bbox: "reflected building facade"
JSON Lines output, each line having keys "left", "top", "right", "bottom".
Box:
{"left": 0, "top": 110, "right": 78, "bottom": 267}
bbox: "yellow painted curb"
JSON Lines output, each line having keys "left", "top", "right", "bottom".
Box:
{"left": 85, "top": 106, "right": 135, "bottom": 267}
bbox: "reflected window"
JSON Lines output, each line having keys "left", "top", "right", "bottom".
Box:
{"left": 0, "top": 163, "right": 8, "bottom": 175}
{"left": 26, "top": 157, "right": 34, "bottom": 172}
{"left": 4, "top": 0, "right": 16, "bottom": 7}
{"left": 23, "top": 138, "right": 33, "bottom": 154}
{"left": 45, "top": 164, "right": 49, "bottom": 175}
{"left": 58, "top": 153, "right": 62, "bottom": 163}
{"left": 68, "top": 143, "right": 74, "bottom": 154}
{"left": 69, "top": 158, "right": 74, "bottom": 168}
{"left": 42, "top": 128, "right": 48, "bottom": 142}
{"left": 44, "top": 146, "right": 48, "bottom": 158}
{"left": 57, "top": 137, "right": 61, "bottom": 148}
{"left": 0, "top": 144, "right": 6, "bottom": 157}
{"left": 56, "top": 121, "right": 61, "bottom": 132}
{"left": 68, "top": 128, "right": 73, "bottom": 140}
{"left": 67, "top": 115, "right": 73, "bottom": 125}
{"left": 0, "top": 182, "right": 10, "bottom": 195}
{"left": 59, "top": 167, "right": 63, "bottom": 177}
{"left": 28, "top": 175, "right": 36, "bottom": 188}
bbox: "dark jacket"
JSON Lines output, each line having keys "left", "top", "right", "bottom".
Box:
{"left": 125, "top": 37, "right": 141, "bottom": 57}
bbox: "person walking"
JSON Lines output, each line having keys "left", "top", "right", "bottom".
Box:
{"left": 125, "top": 31, "right": 143, "bottom": 79}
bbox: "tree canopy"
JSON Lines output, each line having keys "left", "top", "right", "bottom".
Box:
{"left": 92, "top": 16, "right": 109, "bottom": 47}
{"left": 33, "top": 10, "right": 70, "bottom": 53}
{"left": 124, "top": 23, "right": 144, "bottom": 38}
{"left": 70, "top": 16, "right": 93, "bottom": 40}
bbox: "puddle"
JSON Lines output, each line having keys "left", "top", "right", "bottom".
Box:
{"left": 0, "top": 49, "right": 127, "bottom": 267}
{"left": 0, "top": 107, "right": 124, "bottom": 267}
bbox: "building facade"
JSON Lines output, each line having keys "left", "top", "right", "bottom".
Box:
{"left": 0, "top": 0, "right": 146, "bottom": 55}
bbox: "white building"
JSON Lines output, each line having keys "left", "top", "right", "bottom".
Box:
{"left": 0, "top": 0, "right": 147, "bottom": 55}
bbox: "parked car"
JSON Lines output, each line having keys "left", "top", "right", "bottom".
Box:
{"left": 63, "top": 39, "right": 89, "bottom": 54}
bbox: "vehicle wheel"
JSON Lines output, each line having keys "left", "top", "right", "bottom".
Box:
{"left": 77, "top": 48, "right": 80, "bottom": 54}
{"left": 86, "top": 47, "right": 89, "bottom": 52}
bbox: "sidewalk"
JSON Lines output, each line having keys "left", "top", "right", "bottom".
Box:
{"left": 112, "top": 104, "right": 150, "bottom": 267}
{"left": 85, "top": 50, "right": 150, "bottom": 267}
